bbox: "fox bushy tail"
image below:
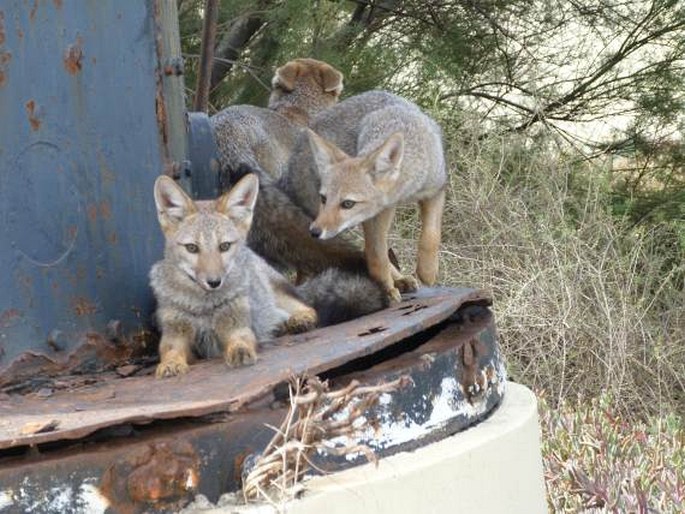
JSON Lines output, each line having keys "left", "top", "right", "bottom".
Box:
{"left": 295, "top": 269, "right": 389, "bottom": 326}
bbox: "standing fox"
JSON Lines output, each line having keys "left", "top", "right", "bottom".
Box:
{"left": 150, "top": 174, "right": 387, "bottom": 378}
{"left": 281, "top": 91, "right": 447, "bottom": 302}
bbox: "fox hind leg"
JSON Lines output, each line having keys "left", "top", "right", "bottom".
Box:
{"left": 273, "top": 282, "right": 318, "bottom": 334}
{"left": 417, "top": 188, "right": 445, "bottom": 286}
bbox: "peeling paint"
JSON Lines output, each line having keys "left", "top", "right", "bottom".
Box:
{"left": 0, "top": 481, "right": 109, "bottom": 514}
{"left": 75, "top": 484, "right": 109, "bottom": 514}
{"left": 323, "top": 340, "right": 508, "bottom": 462}
{"left": 0, "top": 490, "right": 13, "bottom": 510}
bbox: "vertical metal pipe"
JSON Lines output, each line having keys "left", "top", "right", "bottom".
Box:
{"left": 193, "top": 0, "right": 220, "bottom": 112}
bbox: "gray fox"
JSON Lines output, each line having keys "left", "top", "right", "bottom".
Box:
{"left": 280, "top": 90, "right": 447, "bottom": 302}
{"left": 150, "top": 174, "right": 387, "bottom": 378}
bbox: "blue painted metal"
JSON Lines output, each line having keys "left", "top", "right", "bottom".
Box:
{"left": 186, "top": 112, "right": 221, "bottom": 200}
{"left": 0, "top": 0, "right": 180, "bottom": 382}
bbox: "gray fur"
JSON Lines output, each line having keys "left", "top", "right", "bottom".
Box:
{"left": 281, "top": 90, "right": 446, "bottom": 217}
{"left": 296, "top": 269, "right": 389, "bottom": 326}
{"left": 150, "top": 244, "right": 290, "bottom": 357}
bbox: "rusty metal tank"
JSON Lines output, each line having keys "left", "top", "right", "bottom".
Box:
{"left": 0, "top": 0, "right": 193, "bottom": 385}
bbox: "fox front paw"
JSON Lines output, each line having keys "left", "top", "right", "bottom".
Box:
{"left": 394, "top": 274, "right": 419, "bottom": 294}
{"left": 283, "top": 308, "right": 318, "bottom": 334}
{"left": 225, "top": 337, "right": 258, "bottom": 367}
{"left": 156, "top": 358, "right": 190, "bottom": 379}
{"left": 386, "top": 286, "right": 402, "bottom": 304}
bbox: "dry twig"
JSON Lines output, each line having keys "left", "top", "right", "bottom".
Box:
{"left": 242, "top": 375, "right": 410, "bottom": 503}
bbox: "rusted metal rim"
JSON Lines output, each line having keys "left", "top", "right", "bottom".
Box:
{"left": 0, "top": 288, "right": 502, "bottom": 513}
{"left": 314, "top": 304, "right": 505, "bottom": 470}
{"left": 0, "top": 287, "right": 490, "bottom": 450}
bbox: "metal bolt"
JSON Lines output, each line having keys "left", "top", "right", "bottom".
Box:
{"left": 47, "top": 330, "right": 66, "bottom": 351}
{"left": 106, "top": 319, "right": 122, "bottom": 344}
{"left": 164, "top": 57, "right": 185, "bottom": 76}
{"left": 183, "top": 160, "right": 192, "bottom": 177}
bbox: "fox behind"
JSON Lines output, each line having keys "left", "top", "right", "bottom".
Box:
{"left": 281, "top": 90, "right": 448, "bottom": 302}
{"left": 209, "top": 58, "right": 365, "bottom": 274}
{"left": 211, "top": 58, "right": 344, "bottom": 184}
{"left": 150, "top": 174, "right": 387, "bottom": 378}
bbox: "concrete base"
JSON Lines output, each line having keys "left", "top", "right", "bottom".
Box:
{"left": 187, "top": 382, "right": 547, "bottom": 514}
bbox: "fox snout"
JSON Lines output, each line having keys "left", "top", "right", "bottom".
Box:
{"left": 204, "top": 277, "right": 223, "bottom": 290}
{"left": 309, "top": 221, "right": 340, "bottom": 240}
{"left": 309, "top": 224, "right": 322, "bottom": 238}
{"left": 195, "top": 262, "right": 227, "bottom": 291}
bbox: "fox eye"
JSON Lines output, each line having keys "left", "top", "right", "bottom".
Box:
{"left": 185, "top": 243, "right": 199, "bottom": 254}
{"left": 340, "top": 199, "right": 356, "bottom": 209}
{"left": 320, "top": 194, "right": 327, "bottom": 205}
{"left": 219, "top": 242, "right": 231, "bottom": 252}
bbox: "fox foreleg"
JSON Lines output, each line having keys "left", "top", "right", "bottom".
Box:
{"left": 156, "top": 322, "right": 194, "bottom": 378}
{"left": 220, "top": 326, "right": 258, "bottom": 367}
{"left": 363, "top": 208, "right": 405, "bottom": 302}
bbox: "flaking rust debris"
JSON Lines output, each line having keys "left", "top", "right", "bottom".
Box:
{"left": 19, "top": 419, "right": 60, "bottom": 435}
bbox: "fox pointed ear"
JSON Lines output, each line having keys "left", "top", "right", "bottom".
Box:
{"left": 272, "top": 62, "right": 297, "bottom": 92}
{"left": 369, "top": 132, "right": 404, "bottom": 185}
{"left": 307, "top": 129, "right": 348, "bottom": 177}
{"left": 320, "top": 64, "right": 343, "bottom": 96}
{"left": 154, "top": 176, "right": 196, "bottom": 233}
{"left": 217, "top": 174, "right": 259, "bottom": 229}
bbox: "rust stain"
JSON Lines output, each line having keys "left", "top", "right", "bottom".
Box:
{"left": 25, "top": 99, "right": 41, "bottom": 131}
{"left": 63, "top": 36, "right": 83, "bottom": 75}
{"left": 0, "top": 46, "right": 10, "bottom": 88}
{"left": 99, "top": 201, "right": 112, "bottom": 220}
{"left": 0, "top": 53, "right": 11, "bottom": 88}
{"left": 16, "top": 27, "right": 23, "bottom": 40}
{"left": 87, "top": 204, "right": 98, "bottom": 222}
{"left": 0, "top": 309, "right": 21, "bottom": 328}
{"left": 53, "top": 0, "right": 63, "bottom": 8}
{"left": 71, "top": 296, "right": 98, "bottom": 316}
{"left": 101, "top": 441, "right": 199, "bottom": 511}
{"left": 108, "top": 232, "right": 118, "bottom": 245}
{"left": 0, "top": 11, "right": 5, "bottom": 45}
{"left": 461, "top": 338, "right": 486, "bottom": 404}
{"left": 29, "top": 0, "right": 37, "bottom": 22}
{"left": 87, "top": 202, "right": 113, "bottom": 223}
{"left": 155, "top": 89, "right": 168, "bottom": 146}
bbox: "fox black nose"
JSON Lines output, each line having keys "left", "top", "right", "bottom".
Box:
{"left": 310, "top": 226, "right": 322, "bottom": 239}
{"left": 207, "top": 279, "right": 222, "bottom": 289}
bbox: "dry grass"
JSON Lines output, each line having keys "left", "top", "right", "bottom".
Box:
{"left": 390, "top": 119, "right": 685, "bottom": 417}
